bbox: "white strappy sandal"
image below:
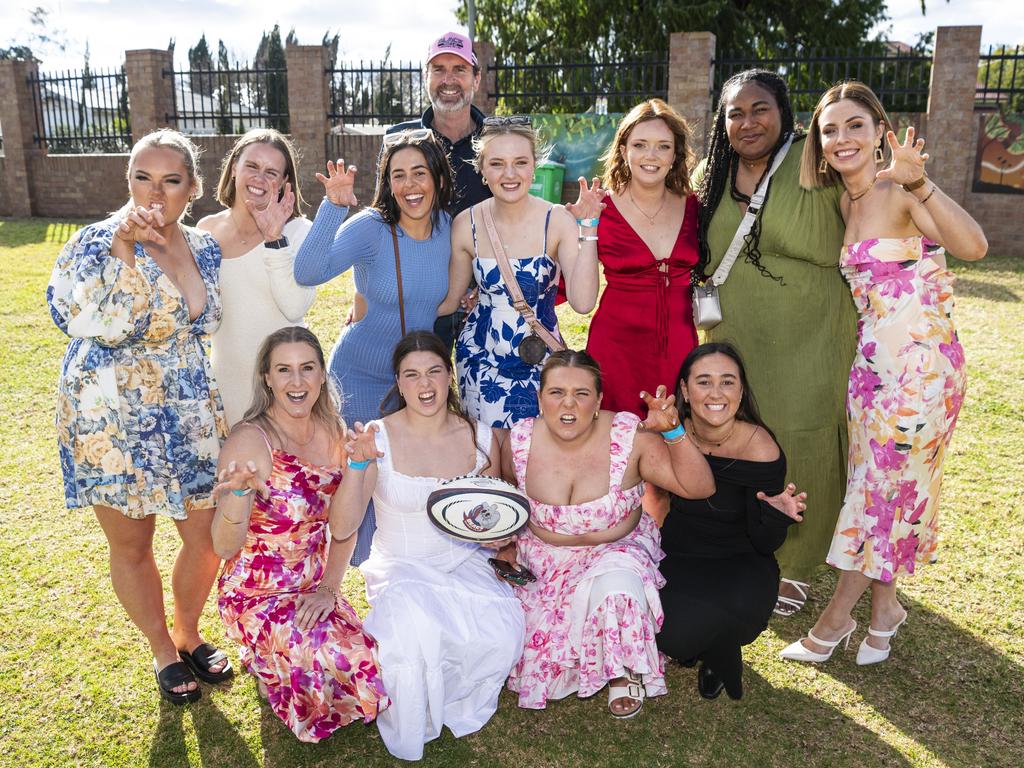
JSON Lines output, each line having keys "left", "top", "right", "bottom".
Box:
{"left": 774, "top": 578, "right": 810, "bottom": 617}
{"left": 779, "top": 621, "right": 857, "bottom": 663}
{"left": 608, "top": 670, "right": 645, "bottom": 719}
{"left": 856, "top": 614, "right": 908, "bottom": 665}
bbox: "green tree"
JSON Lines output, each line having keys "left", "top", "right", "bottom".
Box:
{"left": 216, "top": 40, "right": 235, "bottom": 135}
{"left": 978, "top": 45, "right": 1024, "bottom": 112}
{"left": 254, "top": 25, "right": 288, "bottom": 132}
{"left": 188, "top": 34, "right": 214, "bottom": 97}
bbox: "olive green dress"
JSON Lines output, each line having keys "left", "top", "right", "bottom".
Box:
{"left": 699, "top": 137, "right": 857, "bottom": 583}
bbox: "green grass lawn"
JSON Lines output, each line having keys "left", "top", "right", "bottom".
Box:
{"left": 1, "top": 217, "right": 1021, "bottom": 768}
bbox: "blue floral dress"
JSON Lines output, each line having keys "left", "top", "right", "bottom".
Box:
{"left": 47, "top": 218, "right": 226, "bottom": 520}
{"left": 456, "top": 206, "right": 562, "bottom": 428}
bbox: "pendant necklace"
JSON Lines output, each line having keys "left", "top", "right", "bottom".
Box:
{"left": 847, "top": 178, "right": 877, "bottom": 202}
{"left": 628, "top": 187, "right": 667, "bottom": 224}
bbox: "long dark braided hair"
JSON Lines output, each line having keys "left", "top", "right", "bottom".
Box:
{"left": 695, "top": 70, "right": 799, "bottom": 284}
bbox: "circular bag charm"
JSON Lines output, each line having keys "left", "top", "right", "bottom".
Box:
{"left": 518, "top": 333, "right": 548, "bottom": 366}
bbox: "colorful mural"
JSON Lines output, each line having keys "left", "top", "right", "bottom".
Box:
{"left": 973, "top": 111, "right": 1024, "bottom": 194}
{"left": 531, "top": 113, "right": 622, "bottom": 180}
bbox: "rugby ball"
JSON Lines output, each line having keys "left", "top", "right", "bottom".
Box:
{"left": 426, "top": 475, "right": 531, "bottom": 542}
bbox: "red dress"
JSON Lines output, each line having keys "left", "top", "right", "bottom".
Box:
{"left": 586, "top": 194, "right": 700, "bottom": 416}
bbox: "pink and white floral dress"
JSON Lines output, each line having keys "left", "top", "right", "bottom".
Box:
{"left": 828, "top": 237, "right": 967, "bottom": 581}
{"left": 507, "top": 411, "right": 667, "bottom": 708}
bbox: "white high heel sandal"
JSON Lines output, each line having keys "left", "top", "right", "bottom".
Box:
{"left": 779, "top": 621, "right": 857, "bottom": 663}
{"left": 856, "top": 614, "right": 908, "bottom": 665}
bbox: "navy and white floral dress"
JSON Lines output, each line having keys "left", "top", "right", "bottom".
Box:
{"left": 47, "top": 218, "right": 227, "bottom": 520}
{"left": 456, "top": 206, "right": 563, "bottom": 428}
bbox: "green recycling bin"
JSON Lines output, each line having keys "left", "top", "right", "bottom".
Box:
{"left": 529, "top": 162, "right": 565, "bottom": 203}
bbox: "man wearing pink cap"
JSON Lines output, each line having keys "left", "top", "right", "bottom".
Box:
{"left": 386, "top": 31, "right": 492, "bottom": 349}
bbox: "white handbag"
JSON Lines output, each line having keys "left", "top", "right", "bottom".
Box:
{"left": 692, "top": 135, "right": 794, "bottom": 330}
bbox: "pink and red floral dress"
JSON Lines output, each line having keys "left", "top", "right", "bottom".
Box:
{"left": 507, "top": 411, "right": 667, "bottom": 708}
{"left": 217, "top": 427, "right": 388, "bottom": 742}
{"left": 828, "top": 237, "right": 967, "bottom": 582}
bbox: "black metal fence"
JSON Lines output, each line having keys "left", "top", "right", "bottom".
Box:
{"left": 491, "top": 52, "right": 669, "bottom": 114}
{"left": 714, "top": 47, "right": 933, "bottom": 113}
{"left": 165, "top": 64, "right": 289, "bottom": 134}
{"left": 327, "top": 61, "right": 426, "bottom": 126}
{"left": 28, "top": 67, "right": 131, "bottom": 153}
{"left": 977, "top": 45, "right": 1024, "bottom": 110}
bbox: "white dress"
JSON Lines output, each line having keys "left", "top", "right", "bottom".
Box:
{"left": 210, "top": 216, "right": 315, "bottom": 426}
{"left": 360, "top": 420, "right": 526, "bottom": 761}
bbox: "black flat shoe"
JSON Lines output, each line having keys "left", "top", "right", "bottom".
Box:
{"left": 697, "top": 663, "right": 724, "bottom": 700}
{"left": 179, "top": 643, "right": 234, "bottom": 684}
{"left": 154, "top": 660, "right": 201, "bottom": 705}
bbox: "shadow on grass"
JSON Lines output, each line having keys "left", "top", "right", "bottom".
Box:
{"left": 149, "top": 686, "right": 260, "bottom": 768}
{"left": 773, "top": 592, "right": 1024, "bottom": 768}
{"left": 954, "top": 276, "right": 1020, "bottom": 302}
{"left": 0, "top": 219, "right": 85, "bottom": 248}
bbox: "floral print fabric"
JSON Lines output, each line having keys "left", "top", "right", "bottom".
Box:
{"left": 218, "top": 443, "right": 388, "bottom": 742}
{"left": 456, "top": 206, "right": 563, "bottom": 428}
{"left": 46, "top": 218, "right": 226, "bottom": 519}
{"left": 828, "top": 237, "right": 967, "bottom": 582}
{"left": 506, "top": 412, "right": 667, "bottom": 708}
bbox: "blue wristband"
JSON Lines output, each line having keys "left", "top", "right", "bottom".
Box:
{"left": 661, "top": 424, "right": 686, "bottom": 441}
{"left": 347, "top": 459, "right": 372, "bottom": 470}
{"left": 230, "top": 488, "right": 253, "bottom": 497}
{"left": 576, "top": 217, "right": 599, "bottom": 227}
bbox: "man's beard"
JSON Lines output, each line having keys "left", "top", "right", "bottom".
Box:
{"left": 430, "top": 87, "right": 475, "bottom": 114}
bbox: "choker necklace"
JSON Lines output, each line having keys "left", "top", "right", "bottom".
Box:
{"left": 627, "top": 187, "right": 667, "bottom": 224}
{"left": 280, "top": 421, "right": 316, "bottom": 448}
{"left": 688, "top": 420, "right": 736, "bottom": 454}
{"left": 846, "top": 177, "right": 877, "bottom": 202}
{"left": 740, "top": 157, "right": 767, "bottom": 171}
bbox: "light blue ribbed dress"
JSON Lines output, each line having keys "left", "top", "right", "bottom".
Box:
{"left": 295, "top": 200, "right": 452, "bottom": 563}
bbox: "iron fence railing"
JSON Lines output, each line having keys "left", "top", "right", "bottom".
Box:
{"left": 165, "top": 64, "right": 289, "bottom": 134}
{"left": 327, "top": 61, "right": 426, "bottom": 126}
{"left": 977, "top": 45, "right": 1024, "bottom": 110}
{"left": 714, "top": 47, "right": 933, "bottom": 113}
{"left": 490, "top": 52, "right": 669, "bottom": 114}
{"left": 28, "top": 67, "right": 131, "bottom": 153}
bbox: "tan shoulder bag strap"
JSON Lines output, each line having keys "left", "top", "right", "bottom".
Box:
{"left": 479, "top": 201, "right": 564, "bottom": 352}
{"left": 389, "top": 224, "right": 406, "bottom": 336}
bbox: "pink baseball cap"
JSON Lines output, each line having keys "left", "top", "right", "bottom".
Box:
{"left": 427, "top": 32, "right": 477, "bottom": 67}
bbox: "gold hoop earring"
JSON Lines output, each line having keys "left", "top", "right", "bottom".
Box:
{"left": 817, "top": 158, "right": 829, "bottom": 174}
{"left": 874, "top": 145, "right": 884, "bottom": 164}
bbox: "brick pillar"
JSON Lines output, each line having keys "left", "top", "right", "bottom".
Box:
{"left": 473, "top": 40, "right": 496, "bottom": 115}
{"left": 667, "top": 32, "right": 717, "bottom": 158}
{"left": 124, "top": 49, "right": 175, "bottom": 143}
{"left": 285, "top": 44, "right": 331, "bottom": 211}
{"left": 925, "top": 26, "right": 982, "bottom": 205}
{"left": 0, "top": 58, "right": 42, "bottom": 216}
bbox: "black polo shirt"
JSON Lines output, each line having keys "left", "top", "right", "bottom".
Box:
{"left": 386, "top": 105, "right": 492, "bottom": 215}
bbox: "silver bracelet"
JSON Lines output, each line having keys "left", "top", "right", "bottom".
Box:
{"left": 578, "top": 235, "right": 599, "bottom": 242}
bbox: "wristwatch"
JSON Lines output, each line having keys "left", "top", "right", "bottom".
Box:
{"left": 264, "top": 236, "right": 289, "bottom": 249}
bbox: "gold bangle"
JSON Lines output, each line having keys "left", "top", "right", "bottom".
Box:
{"left": 902, "top": 174, "right": 927, "bottom": 192}
{"left": 919, "top": 186, "right": 936, "bottom": 205}
{"left": 664, "top": 434, "right": 687, "bottom": 446}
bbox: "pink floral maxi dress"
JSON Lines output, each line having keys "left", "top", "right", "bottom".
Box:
{"left": 217, "top": 427, "right": 388, "bottom": 742}
{"left": 507, "top": 412, "right": 667, "bottom": 708}
{"left": 828, "top": 237, "right": 967, "bottom": 582}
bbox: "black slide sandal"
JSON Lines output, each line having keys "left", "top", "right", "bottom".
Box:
{"left": 154, "top": 660, "right": 201, "bottom": 705}
{"left": 179, "top": 643, "right": 234, "bottom": 684}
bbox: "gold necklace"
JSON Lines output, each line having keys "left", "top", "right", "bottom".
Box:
{"left": 846, "top": 177, "right": 877, "bottom": 202}
{"left": 230, "top": 208, "right": 260, "bottom": 246}
{"left": 687, "top": 420, "right": 736, "bottom": 455}
{"left": 627, "top": 187, "right": 668, "bottom": 224}
{"left": 741, "top": 157, "right": 767, "bottom": 171}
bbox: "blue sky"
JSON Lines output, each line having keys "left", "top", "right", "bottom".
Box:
{"left": 1, "top": 0, "right": 1020, "bottom": 72}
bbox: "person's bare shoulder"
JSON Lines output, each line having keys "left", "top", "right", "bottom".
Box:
{"left": 734, "top": 423, "right": 780, "bottom": 463}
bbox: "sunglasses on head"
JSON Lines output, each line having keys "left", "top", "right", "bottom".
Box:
{"left": 482, "top": 115, "right": 532, "bottom": 127}
{"left": 383, "top": 128, "right": 434, "bottom": 147}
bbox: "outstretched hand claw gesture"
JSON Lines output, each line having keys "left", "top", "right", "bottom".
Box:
{"left": 756, "top": 483, "right": 807, "bottom": 522}
{"left": 639, "top": 385, "right": 680, "bottom": 433}
{"left": 213, "top": 459, "right": 265, "bottom": 499}
{"left": 316, "top": 159, "right": 359, "bottom": 207}
{"left": 115, "top": 205, "right": 168, "bottom": 246}
{"left": 344, "top": 421, "right": 384, "bottom": 464}
{"left": 565, "top": 176, "right": 607, "bottom": 223}
{"left": 248, "top": 181, "right": 295, "bottom": 242}
{"left": 876, "top": 126, "right": 928, "bottom": 187}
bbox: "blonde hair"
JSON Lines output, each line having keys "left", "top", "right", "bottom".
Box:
{"left": 800, "top": 80, "right": 893, "bottom": 190}
{"left": 601, "top": 99, "right": 694, "bottom": 196}
{"left": 121, "top": 128, "right": 204, "bottom": 218}
{"left": 215, "top": 128, "right": 306, "bottom": 217}
{"left": 241, "top": 326, "right": 345, "bottom": 445}
{"left": 471, "top": 120, "right": 551, "bottom": 173}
